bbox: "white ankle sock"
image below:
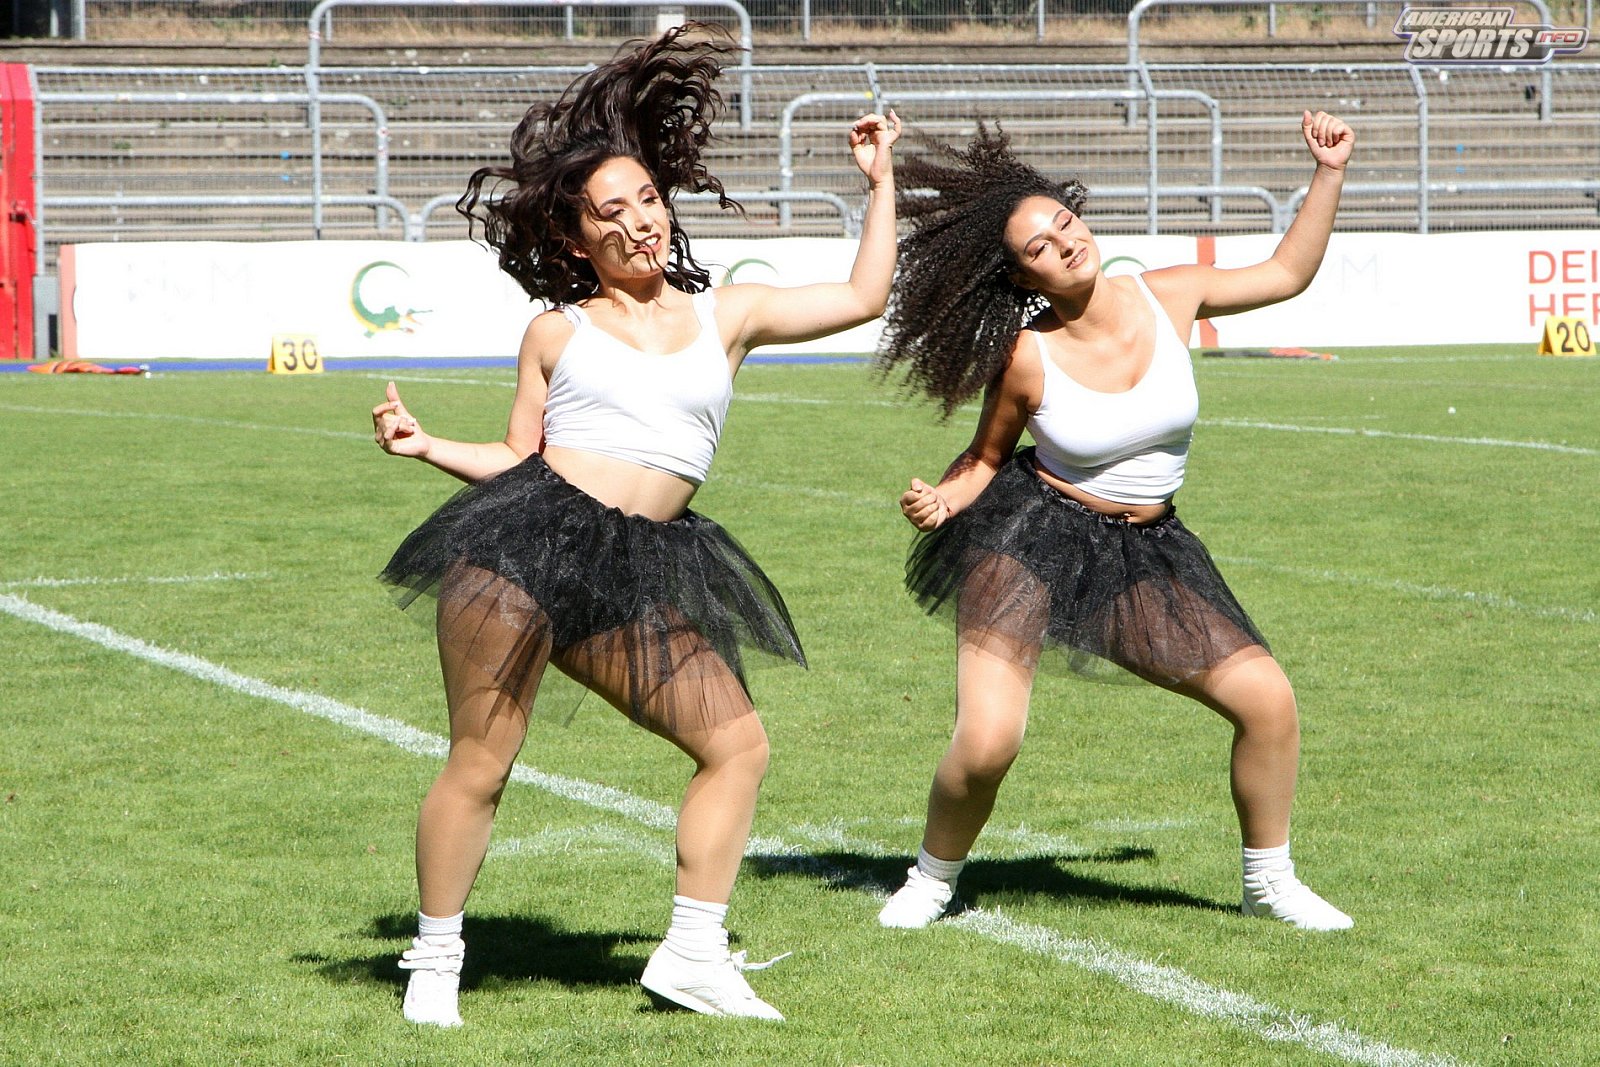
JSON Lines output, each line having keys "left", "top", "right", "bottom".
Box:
{"left": 1242, "top": 843, "right": 1292, "bottom": 878}
{"left": 417, "top": 910, "right": 464, "bottom": 942}
{"left": 916, "top": 846, "right": 966, "bottom": 886}
{"left": 664, "top": 895, "right": 729, "bottom": 962}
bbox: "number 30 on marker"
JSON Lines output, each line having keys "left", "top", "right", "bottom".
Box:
{"left": 269, "top": 335, "right": 324, "bottom": 374}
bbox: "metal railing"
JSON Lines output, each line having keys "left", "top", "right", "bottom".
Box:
{"left": 30, "top": 58, "right": 1600, "bottom": 255}
{"left": 1128, "top": 0, "right": 1561, "bottom": 122}
{"left": 779, "top": 84, "right": 1225, "bottom": 233}
{"left": 303, "top": 0, "right": 756, "bottom": 236}
{"left": 413, "top": 188, "right": 862, "bottom": 237}
{"left": 40, "top": 89, "right": 395, "bottom": 231}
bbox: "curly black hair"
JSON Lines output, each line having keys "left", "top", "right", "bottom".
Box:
{"left": 458, "top": 23, "right": 741, "bottom": 304}
{"left": 877, "top": 124, "right": 1087, "bottom": 416}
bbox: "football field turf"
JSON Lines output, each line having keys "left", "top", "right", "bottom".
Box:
{"left": 2, "top": 345, "right": 1596, "bottom": 1065}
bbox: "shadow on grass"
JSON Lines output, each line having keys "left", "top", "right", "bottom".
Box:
{"left": 295, "top": 912, "right": 656, "bottom": 995}
{"left": 745, "top": 847, "right": 1231, "bottom": 916}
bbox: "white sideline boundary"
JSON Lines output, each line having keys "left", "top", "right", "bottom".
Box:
{"left": 0, "top": 402, "right": 371, "bottom": 441}
{"left": 19, "top": 374, "right": 1572, "bottom": 459}
{"left": 1204, "top": 418, "right": 1600, "bottom": 457}
{"left": 952, "top": 909, "right": 1459, "bottom": 1067}
{"left": 0, "top": 571, "right": 266, "bottom": 590}
{"left": 1217, "top": 556, "right": 1598, "bottom": 625}
{"left": 366, "top": 378, "right": 1595, "bottom": 456}
{"left": 0, "top": 589, "right": 1464, "bottom": 1067}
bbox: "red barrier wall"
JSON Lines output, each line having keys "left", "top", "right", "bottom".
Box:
{"left": 1, "top": 63, "right": 38, "bottom": 360}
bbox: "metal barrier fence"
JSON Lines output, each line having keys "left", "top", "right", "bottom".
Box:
{"left": 61, "top": 0, "right": 1599, "bottom": 41}
{"left": 31, "top": 58, "right": 1600, "bottom": 271}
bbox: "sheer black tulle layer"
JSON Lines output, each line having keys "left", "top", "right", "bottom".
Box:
{"left": 379, "top": 454, "right": 805, "bottom": 730}
{"left": 905, "top": 448, "right": 1268, "bottom": 685}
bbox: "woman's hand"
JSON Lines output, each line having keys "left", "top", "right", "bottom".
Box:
{"left": 1301, "top": 110, "right": 1354, "bottom": 171}
{"left": 900, "top": 477, "right": 951, "bottom": 531}
{"left": 849, "top": 110, "right": 902, "bottom": 187}
{"left": 372, "top": 381, "right": 431, "bottom": 457}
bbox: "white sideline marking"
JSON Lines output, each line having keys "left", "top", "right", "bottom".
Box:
{"left": 1204, "top": 417, "right": 1600, "bottom": 456}
{"left": 361, "top": 372, "right": 513, "bottom": 389}
{"left": 711, "top": 473, "right": 886, "bottom": 509}
{"left": 1204, "top": 371, "right": 1576, "bottom": 394}
{"left": 1217, "top": 556, "right": 1598, "bottom": 625}
{"left": 1342, "top": 354, "right": 1524, "bottom": 365}
{"left": 986, "top": 822, "right": 1090, "bottom": 856}
{"left": 358, "top": 372, "right": 980, "bottom": 415}
{"left": 0, "top": 403, "right": 370, "bottom": 441}
{"left": 952, "top": 908, "right": 1462, "bottom": 1067}
{"left": 0, "top": 591, "right": 677, "bottom": 831}
{"left": 1090, "top": 817, "right": 1196, "bottom": 834}
{"left": 491, "top": 826, "right": 673, "bottom": 865}
{"left": 786, "top": 819, "right": 895, "bottom": 854}
{"left": 0, "top": 571, "right": 266, "bottom": 590}
{"left": 0, "top": 591, "right": 1464, "bottom": 1067}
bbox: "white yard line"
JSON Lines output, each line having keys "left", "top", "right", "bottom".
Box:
{"left": 0, "top": 589, "right": 1465, "bottom": 1067}
{"left": 952, "top": 908, "right": 1462, "bottom": 1067}
{"left": 0, "top": 571, "right": 267, "bottom": 590}
{"left": 0, "top": 403, "right": 370, "bottom": 441}
{"left": 357, "top": 372, "right": 514, "bottom": 389}
{"left": 1203, "top": 418, "right": 1599, "bottom": 456}
{"left": 1216, "top": 556, "right": 1597, "bottom": 625}
{"left": 490, "top": 826, "right": 674, "bottom": 865}
{"left": 984, "top": 822, "right": 1091, "bottom": 857}
{"left": 20, "top": 382, "right": 1579, "bottom": 460}
{"left": 1089, "top": 817, "right": 1197, "bottom": 834}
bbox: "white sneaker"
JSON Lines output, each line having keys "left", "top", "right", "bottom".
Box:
{"left": 1242, "top": 866, "right": 1354, "bottom": 931}
{"left": 399, "top": 935, "right": 465, "bottom": 1027}
{"left": 878, "top": 866, "right": 957, "bottom": 929}
{"left": 639, "top": 942, "right": 787, "bottom": 1021}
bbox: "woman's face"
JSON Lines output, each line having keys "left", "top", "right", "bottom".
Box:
{"left": 570, "top": 155, "right": 673, "bottom": 281}
{"left": 1003, "top": 195, "right": 1098, "bottom": 294}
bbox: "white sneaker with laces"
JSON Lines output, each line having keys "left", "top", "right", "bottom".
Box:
{"left": 878, "top": 866, "right": 957, "bottom": 929}
{"left": 1241, "top": 866, "right": 1354, "bottom": 931}
{"left": 399, "top": 935, "right": 465, "bottom": 1027}
{"left": 640, "top": 942, "right": 788, "bottom": 1020}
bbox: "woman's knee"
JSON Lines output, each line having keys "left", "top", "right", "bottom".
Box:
{"left": 438, "top": 739, "right": 518, "bottom": 801}
{"left": 947, "top": 723, "right": 1024, "bottom": 789}
{"left": 682, "top": 711, "right": 770, "bottom": 778}
{"left": 1214, "top": 660, "right": 1299, "bottom": 740}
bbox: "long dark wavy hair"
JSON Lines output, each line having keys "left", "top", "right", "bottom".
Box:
{"left": 877, "top": 124, "right": 1087, "bottom": 416}
{"left": 458, "top": 23, "right": 740, "bottom": 304}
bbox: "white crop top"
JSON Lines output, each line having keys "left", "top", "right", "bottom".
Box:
{"left": 1026, "top": 274, "right": 1199, "bottom": 505}
{"left": 542, "top": 289, "right": 732, "bottom": 486}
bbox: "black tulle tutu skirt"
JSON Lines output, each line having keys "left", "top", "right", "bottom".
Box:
{"left": 906, "top": 448, "right": 1268, "bottom": 685}
{"left": 380, "top": 454, "right": 805, "bottom": 731}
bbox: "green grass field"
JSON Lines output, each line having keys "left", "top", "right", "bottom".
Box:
{"left": 2, "top": 345, "right": 1597, "bottom": 1066}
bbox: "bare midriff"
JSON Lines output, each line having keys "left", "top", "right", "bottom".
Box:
{"left": 542, "top": 445, "right": 698, "bottom": 522}
{"left": 1031, "top": 457, "right": 1171, "bottom": 525}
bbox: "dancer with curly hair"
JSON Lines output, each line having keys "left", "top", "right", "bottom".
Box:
{"left": 372, "top": 24, "right": 900, "bottom": 1024}
{"left": 876, "top": 112, "right": 1355, "bottom": 933}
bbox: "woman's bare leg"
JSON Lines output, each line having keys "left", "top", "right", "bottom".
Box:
{"left": 921, "top": 639, "right": 1036, "bottom": 862}
{"left": 1173, "top": 647, "right": 1351, "bottom": 930}
{"left": 555, "top": 620, "right": 782, "bottom": 1017}
{"left": 1174, "top": 647, "right": 1297, "bottom": 850}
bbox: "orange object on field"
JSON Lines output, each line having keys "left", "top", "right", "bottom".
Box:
{"left": 27, "top": 359, "right": 147, "bottom": 374}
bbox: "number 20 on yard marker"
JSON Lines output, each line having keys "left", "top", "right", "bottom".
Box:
{"left": 1537, "top": 316, "right": 1597, "bottom": 357}
{"left": 269, "top": 335, "right": 324, "bottom": 374}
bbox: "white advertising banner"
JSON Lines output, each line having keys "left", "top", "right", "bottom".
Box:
{"left": 66, "top": 240, "right": 534, "bottom": 361}
{"left": 63, "top": 235, "right": 1202, "bottom": 361}
{"left": 62, "top": 231, "right": 1599, "bottom": 359}
{"left": 1208, "top": 230, "right": 1600, "bottom": 348}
